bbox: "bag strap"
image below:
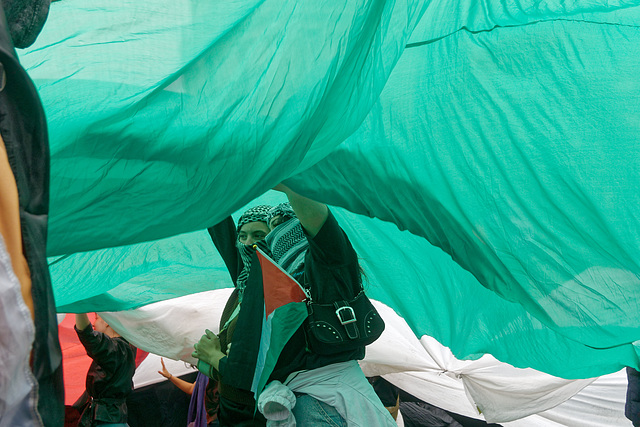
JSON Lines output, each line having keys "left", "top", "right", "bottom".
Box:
{"left": 301, "top": 271, "right": 313, "bottom": 302}
{"left": 334, "top": 300, "right": 360, "bottom": 340}
{"left": 302, "top": 268, "right": 365, "bottom": 303}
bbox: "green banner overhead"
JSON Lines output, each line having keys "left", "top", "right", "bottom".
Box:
{"left": 19, "top": 0, "right": 640, "bottom": 379}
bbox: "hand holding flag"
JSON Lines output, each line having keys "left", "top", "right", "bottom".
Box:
{"left": 192, "top": 329, "right": 225, "bottom": 371}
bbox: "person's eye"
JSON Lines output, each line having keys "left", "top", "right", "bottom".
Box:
{"left": 239, "top": 235, "right": 247, "bottom": 241}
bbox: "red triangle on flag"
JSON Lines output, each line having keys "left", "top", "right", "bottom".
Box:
{"left": 256, "top": 247, "right": 307, "bottom": 318}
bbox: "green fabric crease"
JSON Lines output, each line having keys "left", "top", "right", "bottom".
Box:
{"left": 17, "top": 0, "right": 640, "bottom": 378}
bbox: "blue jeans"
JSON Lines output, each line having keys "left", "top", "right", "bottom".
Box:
{"left": 293, "top": 394, "right": 347, "bottom": 426}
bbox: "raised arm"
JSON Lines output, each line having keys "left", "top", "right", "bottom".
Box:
{"left": 75, "top": 313, "right": 91, "bottom": 330}
{"left": 158, "top": 357, "right": 196, "bottom": 395}
{"left": 273, "top": 184, "right": 328, "bottom": 238}
{"left": 207, "top": 216, "right": 240, "bottom": 284}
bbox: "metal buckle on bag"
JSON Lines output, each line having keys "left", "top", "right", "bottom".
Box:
{"left": 335, "top": 306, "right": 356, "bottom": 325}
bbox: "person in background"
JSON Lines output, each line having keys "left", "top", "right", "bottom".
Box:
{"left": 368, "top": 376, "right": 400, "bottom": 421}
{"left": 626, "top": 367, "right": 640, "bottom": 426}
{"left": 75, "top": 313, "right": 136, "bottom": 427}
{"left": 157, "top": 357, "right": 220, "bottom": 427}
{"left": 0, "top": 0, "right": 64, "bottom": 424}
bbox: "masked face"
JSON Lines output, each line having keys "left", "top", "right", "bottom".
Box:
{"left": 2, "top": 0, "right": 51, "bottom": 48}
{"left": 238, "top": 221, "right": 270, "bottom": 246}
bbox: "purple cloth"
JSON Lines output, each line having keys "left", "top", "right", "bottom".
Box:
{"left": 187, "top": 372, "right": 210, "bottom": 427}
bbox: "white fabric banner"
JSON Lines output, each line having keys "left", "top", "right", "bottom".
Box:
{"left": 103, "top": 289, "right": 631, "bottom": 425}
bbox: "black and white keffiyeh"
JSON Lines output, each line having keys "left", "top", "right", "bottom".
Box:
{"left": 235, "top": 241, "right": 255, "bottom": 299}
{"left": 236, "top": 204, "right": 272, "bottom": 234}
{"left": 267, "top": 202, "right": 296, "bottom": 227}
{"left": 265, "top": 218, "right": 308, "bottom": 278}
{"left": 235, "top": 204, "right": 272, "bottom": 297}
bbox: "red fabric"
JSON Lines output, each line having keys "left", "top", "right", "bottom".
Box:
{"left": 256, "top": 248, "right": 306, "bottom": 318}
{"left": 135, "top": 349, "right": 149, "bottom": 367}
{"left": 59, "top": 314, "right": 94, "bottom": 405}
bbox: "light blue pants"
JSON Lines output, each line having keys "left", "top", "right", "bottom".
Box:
{"left": 293, "top": 394, "right": 347, "bottom": 426}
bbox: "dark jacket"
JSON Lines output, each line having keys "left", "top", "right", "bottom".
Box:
{"left": 207, "top": 218, "right": 266, "bottom": 426}
{"left": 76, "top": 324, "right": 136, "bottom": 426}
{"left": 209, "top": 211, "right": 364, "bottom": 388}
{"left": 627, "top": 367, "right": 640, "bottom": 426}
{"left": 269, "top": 211, "right": 365, "bottom": 382}
{"left": 0, "top": 8, "right": 64, "bottom": 426}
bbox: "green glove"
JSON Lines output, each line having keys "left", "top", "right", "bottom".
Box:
{"left": 192, "top": 329, "right": 225, "bottom": 371}
{"left": 196, "top": 360, "right": 216, "bottom": 379}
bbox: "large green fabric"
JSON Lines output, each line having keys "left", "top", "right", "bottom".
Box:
{"left": 22, "top": 0, "right": 427, "bottom": 254}
{"left": 291, "top": 6, "right": 640, "bottom": 369}
{"left": 19, "top": 0, "right": 640, "bottom": 379}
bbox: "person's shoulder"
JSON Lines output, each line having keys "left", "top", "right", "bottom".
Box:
{"left": 310, "top": 209, "right": 342, "bottom": 243}
{"left": 114, "top": 336, "right": 134, "bottom": 347}
{"left": 114, "top": 338, "right": 137, "bottom": 360}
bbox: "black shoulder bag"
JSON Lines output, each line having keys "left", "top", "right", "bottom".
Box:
{"left": 302, "top": 274, "right": 385, "bottom": 355}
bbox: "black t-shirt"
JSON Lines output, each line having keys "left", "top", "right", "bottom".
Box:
{"left": 269, "top": 210, "right": 365, "bottom": 382}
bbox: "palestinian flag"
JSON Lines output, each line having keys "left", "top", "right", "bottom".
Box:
{"left": 250, "top": 247, "right": 308, "bottom": 397}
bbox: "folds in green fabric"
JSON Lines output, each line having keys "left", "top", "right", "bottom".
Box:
{"left": 19, "top": 0, "right": 640, "bottom": 379}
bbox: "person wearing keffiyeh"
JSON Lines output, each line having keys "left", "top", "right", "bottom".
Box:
{"left": 264, "top": 203, "right": 308, "bottom": 281}
{"left": 197, "top": 205, "right": 273, "bottom": 426}
{"left": 257, "top": 185, "right": 395, "bottom": 426}
{"left": 266, "top": 202, "right": 296, "bottom": 229}
{"left": 194, "top": 190, "right": 392, "bottom": 426}
{"left": 234, "top": 204, "right": 272, "bottom": 299}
